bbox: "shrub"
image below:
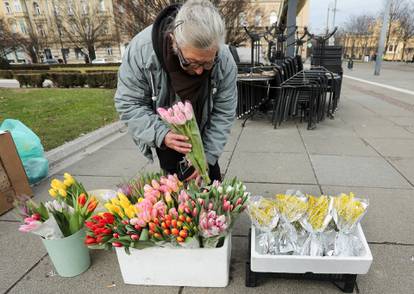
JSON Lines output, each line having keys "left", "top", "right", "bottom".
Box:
{"left": 15, "top": 73, "right": 46, "bottom": 88}
{"left": 49, "top": 73, "right": 87, "bottom": 88}
{"left": 85, "top": 72, "right": 117, "bottom": 88}
{"left": 0, "top": 70, "right": 13, "bottom": 79}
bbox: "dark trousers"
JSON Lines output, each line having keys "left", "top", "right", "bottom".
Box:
{"left": 156, "top": 148, "right": 222, "bottom": 182}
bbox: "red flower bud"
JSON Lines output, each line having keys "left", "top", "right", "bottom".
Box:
{"left": 78, "top": 193, "right": 87, "bottom": 207}
{"left": 171, "top": 228, "right": 179, "bottom": 236}
{"left": 131, "top": 234, "right": 139, "bottom": 241}
{"left": 85, "top": 237, "right": 97, "bottom": 245}
{"left": 163, "top": 229, "right": 171, "bottom": 235}
{"left": 186, "top": 216, "right": 192, "bottom": 223}
{"left": 103, "top": 228, "right": 112, "bottom": 235}
{"left": 87, "top": 201, "right": 98, "bottom": 213}
{"left": 153, "top": 218, "right": 159, "bottom": 225}
{"left": 112, "top": 242, "right": 123, "bottom": 247}
{"left": 179, "top": 230, "right": 188, "bottom": 238}
{"left": 122, "top": 220, "right": 128, "bottom": 225}
{"left": 113, "top": 233, "right": 119, "bottom": 238}
{"left": 32, "top": 213, "right": 41, "bottom": 221}
{"left": 134, "top": 224, "right": 141, "bottom": 230}
{"left": 92, "top": 215, "right": 102, "bottom": 221}
{"left": 171, "top": 220, "right": 177, "bottom": 228}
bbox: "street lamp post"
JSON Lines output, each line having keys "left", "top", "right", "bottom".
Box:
{"left": 374, "top": 0, "right": 392, "bottom": 76}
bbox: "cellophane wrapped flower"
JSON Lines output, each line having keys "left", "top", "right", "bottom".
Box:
{"left": 300, "top": 195, "right": 333, "bottom": 256}
{"left": 190, "top": 178, "right": 249, "bottom": 248}
{"left": 332, "top": 193, "right": 369, "bottom": 256}
{"left": 157, "top": 101, "right": 211, "bottom": 184}
{"left": 15, "top": 173, "right": 98, "bottom": 239}
{"left": 274, "top": 191, "right": 308, "bottom": 254}
{"left": 247, "top": 196, "right": 280, "bottom": 255}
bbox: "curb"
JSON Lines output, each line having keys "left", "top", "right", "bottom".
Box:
{"left": 46, "top": 121, "right": 126, "bottom": 173}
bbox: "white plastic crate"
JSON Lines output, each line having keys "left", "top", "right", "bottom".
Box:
{"left": 250, "top": 224, "right": 372, "bottom": 274}
{"left": 115, "top": 235, "right": 231, "bottom": 287}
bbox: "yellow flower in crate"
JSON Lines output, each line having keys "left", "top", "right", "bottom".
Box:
{"left": 118, "top": 193, "right": 132, "bottom": 210}
{"left": 305, "top": 195, "right": 332, "bottom": 231}
{"left": 125, "top": 205, "right": 138, "bottom": 219}
{"left": 275, "top": 193, "right": 308, "bottom": 222}
{"left": 333, "top": 192, "right": 368, "bottom": 230}
{"left": 247, "top": 197, "right": 279, "bottom": 230}
{"left": 58, "top": 188, "right": 67, "bottom": 197}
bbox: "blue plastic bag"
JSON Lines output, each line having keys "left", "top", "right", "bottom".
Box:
{"left": 0, "top": 119, "right": 49, "bottom": 184}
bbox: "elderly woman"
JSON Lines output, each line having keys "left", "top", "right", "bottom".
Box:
{"left": 114, "top": 0, "right": 237, "bottom": 182}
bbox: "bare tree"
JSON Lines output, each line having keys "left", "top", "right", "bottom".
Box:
{"left": 383, "top": 0, "right": 405, "bottom": 52}
{"left": 56, "top": 0, "right": 114, "bottom": 62}
{"left": 343, "top": 14, "right": 375, "bottom": 59}
{"left": 398, "top": 2, "right": 414, "bottom": 61}
{"left": 113, "top": 0, "right": 249, "bottom": 46}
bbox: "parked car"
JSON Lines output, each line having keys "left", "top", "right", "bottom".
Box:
{"left": 91, "top": 58, "right": 108, "bottom": 64}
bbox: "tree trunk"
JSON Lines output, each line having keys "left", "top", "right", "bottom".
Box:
{"left": 87, "top": 45, "right": 96, "bottom": 62}
{"left": 392, "top": 43, "right": 397, "bottom": 61}
{"left": 401, "top": 42, "right": 406, "bottom": 61}
{"left": 28, "top": 48, "right": 38, "bottom": 63}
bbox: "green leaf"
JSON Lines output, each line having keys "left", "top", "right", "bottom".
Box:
{"left": 131, "top": 241, "right": 154, "bottom": 250}
{"left": 124, "top": 246, "right": 131, "bottom": 255}
{"left": 139, "top": 228, "right": 149, "bottom": 241}
{"left": 69, "top": 211, "right": 81, "bottom": 234}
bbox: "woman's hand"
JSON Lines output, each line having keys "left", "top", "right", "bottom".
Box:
{"left": 164, "top": 131, "right": 192, "bottom": 154}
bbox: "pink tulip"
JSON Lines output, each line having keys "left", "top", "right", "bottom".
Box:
{"left": 236, "top": 197, "right": 243, "bottom": 206}
{"left": 151, "top": 179, "right": 160, "bottom": 189}
{"left": 177, "top": 101, "right": 185, "bottom": 111}
{"left": 174, "top": 112, "right": 187, "bottom": 125}
{"left": 157, "top": 108, "right": 169, "bottom": 120}
{"left": 192, "top": 207, "right": 198, "bottom": 217}
{"left": 198, "top": 210, "right": 229, "bottom": 238}
{"left": 19, "top": 217, "right": 42, "bottom": 233}
{"left": 169, "top": 208, "right": 179, "bottom": 218}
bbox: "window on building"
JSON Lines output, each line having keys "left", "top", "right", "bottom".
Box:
{"left": 75, "top": 48, "right": 83, "bottom": 60}
{"left": 118, "top": 3, "right": 124, "bottom": 14}
{"left": 18, "top": 19, "right": 27, "bottom": 34}
{"left": 254, "top": 11, "right": 262, "bottom": 27}
{"left": 33, "top": 2, "right": 41, "bottom": 15}
{"left": 106, "top": 46, "right": 113, "bottom": 56}
{"left": 53, "top": 1, "right": 59, "bottom": 15}
{"left": 4, "top": 1, "right": 12, "bottom": 14}
{"left": 10, "top": 21, "right": 17, "bottom": 33}
{"left": 37, "top": 25, "right": 46, "bottom": 37}
{"left": 269, "top": 11, "right": 277, "bottom": 26}
{"left": 67, "top": 0, "right": 73, "bottom": 15}
{"left": 61, "top": 48, "right": 69, "bottom": 58}
{"left": 13, "top": 0, "right": 21, "bottom": 12}
{"left": 239, "top": 12, "right": 246, "bottom": 26}
{"left": 99, "top": 0, "right": 105, "bottom": 12}
{"left": 81, "top": 0, "right": 88, "bottom": 14}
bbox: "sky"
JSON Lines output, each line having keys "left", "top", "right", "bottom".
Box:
{"left": 309, "top": 0, "right": 384, "bottom": 34}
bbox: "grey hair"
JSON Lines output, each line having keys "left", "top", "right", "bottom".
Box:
{"left": 174, "top": 0, "right": 225, "bottom": 49}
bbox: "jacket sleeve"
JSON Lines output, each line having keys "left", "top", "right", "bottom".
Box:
{"left": 202, "top": 54, "right": 238, "bottom": 166}
{"left": 114, "top": 42, "right": 169, "bottom": 149}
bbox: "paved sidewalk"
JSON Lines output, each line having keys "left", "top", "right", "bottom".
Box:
{"left": 1, "top": 77, "right": 413, "bottom": 294}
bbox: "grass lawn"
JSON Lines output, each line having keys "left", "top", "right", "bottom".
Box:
{"left": 0, "top": 88, "right": 119, "bottom": 151}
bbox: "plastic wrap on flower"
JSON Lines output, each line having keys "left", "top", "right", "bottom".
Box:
{"left": 332, "top": 193, "right": 369, "bottom": 256}
{"left": 274, "top": 190, "right": 308, "bottom": 254}
{"left": 246, "top": 196, "right": 279, "bottom": 255}
{"left": 300, "top": 195, "right": 333, "bottom": 256}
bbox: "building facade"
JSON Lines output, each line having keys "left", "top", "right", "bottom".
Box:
{"left": 1, "top": 0, "right": 309, "bottom": 64}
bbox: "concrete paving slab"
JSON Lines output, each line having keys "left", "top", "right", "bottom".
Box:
{"left": 303, "top": 136, "right": 378, "bottom": 157}
{"left": 236, "top": 128, "right": 306, "bottom": 153}
{"left": 7, "top": 249, "right": 180, "bottom": 294}
{"left": 182, "top": 261, "right": 351, "bottom": 294}
{"left": 341, "top": 116, "right": 396, "bottom": 128}
{"left": 0, "top": 222, "right": 47, "bottom": 294}
{"left": 219, "top": 152, "right": 232, "bottom": 175}
{"left": 353, "top": 125, "right": 414, "bottom": 139}
{"left": 101, "top": 133, "right": 137, "bottom": 150}
{"left": 357, "top": 244, "right": 414, "bottom": 294}
{"left": 322, "top": 186, "right": 414, "bottom": 244}
{"left": 388, "top": 157, "right": 414, "bottom": 185}
{"left": 298, "top": 124, "right": 356, "bottom": 138}
{"left": 311, "top": 155, "right": 411, "bottom": 188}
{"left": 227, "top": 152, "right": 317, "bottom": 184}
{"left": 387, "top": 116, "right": 414, "bottom": 127}
{"left": 224, "top": 124, "right": 243, "bottom": 152}
{"left": 64, "top": 148, "right": 147, "bottom": 178}
{"left": 364, "top": 138, "right": 414, "bottom": 158}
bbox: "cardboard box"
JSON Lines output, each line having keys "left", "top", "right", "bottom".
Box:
{"left": 0, "top": 131, "right": 33, "bottom": 215}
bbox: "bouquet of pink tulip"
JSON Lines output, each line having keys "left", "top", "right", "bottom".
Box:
{"left": 157, "top": 101, "right": 211, "bottom": 184}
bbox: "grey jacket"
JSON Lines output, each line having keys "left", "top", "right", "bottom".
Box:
{"left": 114, "top": 26, "right": 237, "bottom": 165}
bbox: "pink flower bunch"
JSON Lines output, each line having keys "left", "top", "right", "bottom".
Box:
{"left": 199, "top": 210, "right": 228, "bottom": 238}
{"left": 178, "top": 190, "right": 198, "bottom": 217}
{"left": 143, "top": 175, "right": 181, "bottom": 204}
{"left": 132, "top": 199, "right": 168, "bottom": 228}
{"left": 18, "top": 214, "right": 42, "bottom": 233}
{"left": 157, "top": 101, "right": 193, "bottom": 125}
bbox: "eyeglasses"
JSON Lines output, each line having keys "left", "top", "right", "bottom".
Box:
{"left": 175, "top": 45, "right": 218, "bottom": 70}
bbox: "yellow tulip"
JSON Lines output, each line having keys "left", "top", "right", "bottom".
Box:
{"left": 138, "top": 197, "right": 144, "bottom": 203}
{"left": 58, "top": 188, "right": 67, "bottom": 197}
{"left": 125, "top": 205, "right": 137, "bottom": 219}
{"left": 111, "top": 198, "right": 120, "bottom": 206}
{"left": 51, "top": 179, "right": 65, "bottom": 190}
{"left": 105, "top": 203, "right": 124, "bottom": 218}
{"left": 49, "top": 189, "right": 58, "bottom": 198}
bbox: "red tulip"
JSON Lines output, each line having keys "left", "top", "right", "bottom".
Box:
{"left": 131, "top": 234, "right": 139, "bottom": 241}
{"left": 112, "top": 242, "right": 123, "bottom": 247}
{"left": 85, "top": 237, "right": 97, "bottom": 245}
{"left": 87, "top": 201, "right": 98, "bottom": 213}
{"left": 179, "top": 230, "right": 188, "bottom": 238}
{"left": 113, "top": 233, "right": 119, "bottom": 238}
{"left": 78, "top": 193, "right": 87, "bottom": 207}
